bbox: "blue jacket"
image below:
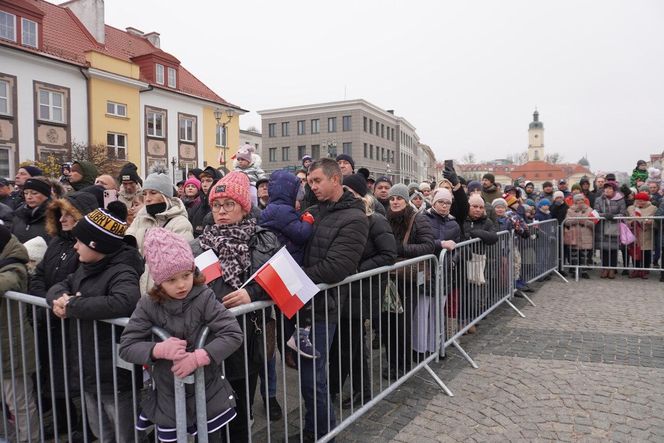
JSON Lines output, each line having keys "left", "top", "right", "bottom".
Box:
{"left": 535, "top": 209, "right": 552, "bottom": 221}
{"left": 425, "top": 208, "right": 461, "bottom": 256}
{"left": 259, "top": 170, "right": 313, "bottom": 264}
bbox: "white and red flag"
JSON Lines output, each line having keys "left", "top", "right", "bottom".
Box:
{"left": 250, "top": 247, "right": 319, "bottom": 319}
{"left": 195, "top": 249, "right": 223, "bottom": 284}
{"left": 589, "top": 209, "right": 601, "bottom": 225}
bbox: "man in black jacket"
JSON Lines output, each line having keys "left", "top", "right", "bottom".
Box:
{"left": 295, "top": 158, "right": 369, "bottom": 441}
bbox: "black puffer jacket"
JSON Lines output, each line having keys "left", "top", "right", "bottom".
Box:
{"left": 343, "top": 213, "right": 397, "bottom": 319}
{"left": 0, "top": 202, "right": 13, "bottom": 231}
{"left": 190, "top": 226, "right": 280, "bottom": 380}
{"left": 462, "top": 215, "right": 499, "bottom": 244}
{"left": 12, "top": 200, "right": 50, "bottom": 243}
{"left": 392, "top": 211, "right": 436, "bottom": 259}
{"left": 303, "top": 191, "right": 370, "bottom": 322}
{"left": 451, "top": 186, "right": 469, "bottom": 235}
{"left": 46, "top": 245, "right": 144, "bottom": 394}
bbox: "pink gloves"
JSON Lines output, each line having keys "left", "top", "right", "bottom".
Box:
{"left": 171, "top": 349, "right": 211, "bottom": 378}
{"left": 152, "top": 337, "right": 188, "bottom": 361}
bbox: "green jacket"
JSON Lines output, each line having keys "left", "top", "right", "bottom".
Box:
{"left": 71, "top": 160, "right": 99, "bottom": 191}
{"left": 0, "top": 236, "right": 35, "bottom": 378}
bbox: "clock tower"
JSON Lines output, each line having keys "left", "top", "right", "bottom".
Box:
{"left": 528, "top": 110, "right": 544, "bottom": 161}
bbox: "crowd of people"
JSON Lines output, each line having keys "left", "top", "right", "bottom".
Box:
{"left": 1, "top": 145, "right": 663, "bottom": 442}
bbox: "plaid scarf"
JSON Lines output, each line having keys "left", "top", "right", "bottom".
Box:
{"left": 198, "top": 218, "right": 256, "bottom": 289}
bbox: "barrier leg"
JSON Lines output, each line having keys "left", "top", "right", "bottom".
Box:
{"left": 515, "top": 290, "right": 536, "bottom": 307}
{"left": 422, "top": 364, "right": 454, "bottom": 397}
{"left": 553, "top": 269, "right": 569, "bottom": 283}
{"left": 505, "top": 299, "right": 526, "bottom": 318}
{"left": 451, "top": 339, "right": 479, "bottom": 369}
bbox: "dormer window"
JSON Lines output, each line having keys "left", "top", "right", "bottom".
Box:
{"left": 21, "top": 18, "right": 37, "bottom": 47}
{"left": 0, "top": 11, "right": 16, "bottom": 42}
{"left": 155, "top": 64, "right": 164, "bottom": 85}
{"left": 167, "top": 67, "right": 176, "bottom": 88}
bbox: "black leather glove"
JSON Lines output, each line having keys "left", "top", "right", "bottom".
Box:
{"left": 443, "top": 168, "right": 459, "bottom": 186}
{"left": 604, "top": 214, "right": 615, "bottom": 221}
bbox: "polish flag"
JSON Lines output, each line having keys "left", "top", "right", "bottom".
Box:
{"left": 252, "top": 247, "right": 319, "bottom": 319}
{"left": 589, "top": 209, "right": 601, "bottom": 225}
{"left": 195, "top": 249, "right": 223, "bottom": 284}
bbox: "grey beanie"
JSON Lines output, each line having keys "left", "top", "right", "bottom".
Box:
{"left": 143, "top": 172, "right": 173, "bottom": 197}
{"left": 388, "top": 183, "right": 410, "bottom": 201}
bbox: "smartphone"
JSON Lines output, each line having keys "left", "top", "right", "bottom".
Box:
{"left": 103, "top": 189, "right": 118, "bottom": 208}
{"left": 444, "top": 159, "right": 454, "bottom": 170}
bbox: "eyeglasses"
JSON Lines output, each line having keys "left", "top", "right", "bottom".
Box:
{"left": 211, "top": 201, "right": 237, "bottom": 212}
{"left": 435, "top": 200, "right": 452, "bottom": 206}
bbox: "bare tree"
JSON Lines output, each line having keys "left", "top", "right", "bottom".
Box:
{"left": 461, "top": 152, "right": 476, "bottom": 164}
{"left": 545, "top": 153, "right": 564, "bottom": 164}
{"left": 71, "top": 141, "right": 121, "bottom": 175}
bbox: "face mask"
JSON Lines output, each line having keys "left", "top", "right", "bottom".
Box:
{"left": 146, "top": 202, "right": 167, "bottom": 217}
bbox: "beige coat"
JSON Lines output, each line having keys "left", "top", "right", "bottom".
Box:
{"left": 563, "top": 205, "right": 595, "bottom": 250}
{"left": 627, "top": 203, "right": 657, "bottom": 251}
{"left": 126, "top": 197, "right": 193, "bottom": 294}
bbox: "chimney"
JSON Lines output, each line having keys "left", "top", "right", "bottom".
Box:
{"left": 144, "top": 32, "right": 160, "bottom": 48}
{"left": 125, "top": 27, "right": 144, "bottom": 37}
{"left": 63, "top": 0, "right": 105, "bottom": 44}
{"left": 387, "top": 110, "right": 394, "bottom": 114}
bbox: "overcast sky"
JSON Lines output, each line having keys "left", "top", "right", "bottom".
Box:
{"left": 92, "top": 0, "right": 663, "bottom": 173}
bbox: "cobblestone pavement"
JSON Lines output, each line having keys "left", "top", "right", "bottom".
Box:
{"left": 338, "top": 274, "right": 664, "bottom": 442}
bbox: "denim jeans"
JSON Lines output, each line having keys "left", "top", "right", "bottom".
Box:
{"left": 258, "top": 354, "right": 277, "bottom": 399}
{"left": 300, "top": 321, "right": 336, "bottom": 439}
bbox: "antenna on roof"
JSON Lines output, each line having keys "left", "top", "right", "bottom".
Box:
{"left": 344, "top": 85, "right": 347, "bottom": 100}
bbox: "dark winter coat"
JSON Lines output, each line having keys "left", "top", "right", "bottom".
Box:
{"left": 550, "top": 201, "right": 568, "bottom": 225}
{"left": 259, "top": 170, "right": 313, "bottom": 265}
{"left": 481, "top": 185, "right": 502, "bottom": 204}
{"left": 391, "top": 211, "right": 436, "bottom": 259}
{"left": 0, "top": 202, "right": 13, "bottom": 230}
{"left": 190, "top": 226, "right": 281, "bottom": 380}
{"left": 46, "top": 245, "right": 144, "bottom": 394}
{"left": 535, "top": 209, "right": 552, "bottom": 222}
{"left": 593, "top": 193, "right": 626, "bottom": 251}
{"left": 0, "top": 236, "right": 35, "bottom": 378}
{"left": 70, "top": 160, "right": 98, "bottom": 191}
{"left": 7, "top": 190, "right": 23, "bottom": 210}
{"left": 119, "top": 285, "right": 243, "bottom": 428}
{"left": 303, "top": 191, "right": 370, "bottom": 323}
{"left": 461, "top": 215, "right": 499, "bottom": 245}
{"left": 450, "top": 185, "right": 469, "bottom": 234}
{"left": 189, "top": 198, "right": 211, "bottom": 238}
{"left": 343, "top": 213, "right": 397, "bottom": 320}
{"left": 425, "top": 208, "right": 462, "bottom": 257}
{"left": 12, "top": 200, "right": 50, "bottom": 243}
{"left": 301, "top": 184, "right": 319, "bottom": 212}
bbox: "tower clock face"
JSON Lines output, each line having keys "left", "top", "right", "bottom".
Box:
{"left": 534, "top": 134, "right": 539, "bottom": 138}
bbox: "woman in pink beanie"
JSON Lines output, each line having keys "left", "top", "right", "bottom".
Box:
{"left": 182, "top": 177, "right": 202, "bottom": 214}
{"left": 119, "top": 227, "right": 243, "bottom": 441}
{"left": 189, "top": 171, "right": 281, "bottom": 440}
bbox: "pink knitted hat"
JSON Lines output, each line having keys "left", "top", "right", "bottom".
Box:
{"left": 208, "top": 171, "right": 251, "bottom": 212}
{"left": 143, "top": 227, "right": 195, "bottom": 286}
{"left": 183, "top": 177, "right": 201, "bottom": 191}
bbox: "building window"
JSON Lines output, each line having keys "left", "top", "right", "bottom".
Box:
{"left": 369, "top": 144, "right": 373, "bottom": 160}
{"left": 107, "top": 133, "right": 127, "bottom": 160}
{"left": 298, "top": 145, "right": 306, "bottom": 160}
{"left": 342, "top": 115, "right": 352, "bottom": 131}
{"left": 297, "top": 120, "right": 305, "bottom": 135}
{"left": 21, "top": 18, "right": 37, "bottom": 47}
{"left": 328, "top": 117, "right": 336, "bottom": 133}
{"left": 268, "top": 123, "right": 276, "bottom": 137}
{"left": 216, "top": 125, "right": 226, "bottom": 147}
{"left": 0, "top": 12, "right": 15, "bottom": 42}
{"left": 0, "top": 147, "right": 11, "bottom": 178}
{"left": 343, "top": 142, "right": 352, "bottom": 155}
{"left": 106, "top": 101, "right": 127, "bottom": 117}
{"left": 282, "top": 146, "right": 290, "bottom": 161}
{"left": 38, "top": 89, "right": 64, "bottom": 123}
{"left": 269, "top": 147, "right": 277, "bottom": 162}
{"left": 282, "top": 122, "right": 289, "bottom": 136}
{"left": 369, "top": 119, "right": 373, "bottom": 134}
{"left": 167, "top": 67, "right": 177, "bottom": 88}
{"left": 0, "top": 80, "right": 10, "bottom": 115}
{"left": 147, "top": 110, "right": 164, "bottom": 137}
{"left": 381, "top": 124, "right": 385, "bottom": 138}
{"left": 311, "top": 144, "right": 320, "bottom": 159}
{"left": 179, "top": 117, "right": 195, "bottom": 142}
{"left": 363, "top": 116, "right": 367, "bottom": 132}
{"left": 381, "top": 147, "right": 385, "bottom": 161}
{"left": 376, "top": 145, "right": 380, "bottom": 159}
{"left": 311, "top": 119, "right": 320, "bottom": 134}
{"left": 363, "top": 143, "right": 368, "bottom": 158}
{"left": 155, "top": 64, "right": 164, "bottom": 85}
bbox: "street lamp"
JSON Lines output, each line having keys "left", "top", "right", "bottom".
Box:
{"left": 386, "top": 163, "right": 392, "bottom": 181}
{"left": 170, "top": 156, "right": 177, "bottom": 185}
{"left": 214, "top": 108, "right": 235, "bottom": 168}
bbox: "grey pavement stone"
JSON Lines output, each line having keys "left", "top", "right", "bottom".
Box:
{"left": 335, "top": 277, "right": 664, "bottom": 442}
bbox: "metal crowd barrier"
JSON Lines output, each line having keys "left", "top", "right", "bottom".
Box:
{"left": 0, "top": 254, "right": 452, "bottom": 443}
{"left": 439, "top": 231, "right": 524, "bottom": 369}
{"left": 561, "top": 216, "right": 664, "bottom": 279}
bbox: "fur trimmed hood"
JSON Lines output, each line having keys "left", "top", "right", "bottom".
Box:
{"left": 46, "top": 192, "right": 99, "bottom": 236}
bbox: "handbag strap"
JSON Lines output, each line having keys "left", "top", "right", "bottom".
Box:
{"left": 402, "top": 214, "right": 416, "bottom": 246}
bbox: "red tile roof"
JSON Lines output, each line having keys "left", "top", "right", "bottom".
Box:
{"left": 0, "top": 0, "right": 240, "bottom": 108}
